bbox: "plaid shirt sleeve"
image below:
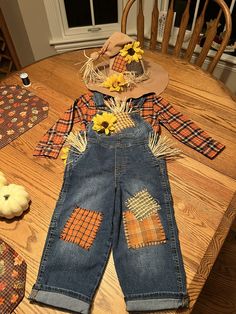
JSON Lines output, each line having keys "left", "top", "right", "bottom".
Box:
{"left": 33, "top": 96, "right": 86, "bottom": 158}
{"left": 155, "top": 97, "right": 225, "bottom": 159}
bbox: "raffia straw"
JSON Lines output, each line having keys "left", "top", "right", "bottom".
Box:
{"left": 66, "top": 131, "right": 87, "bottom": 153}
{"left": 80, "top": 51, "right": 105, "bottom": 84}
{"left": 134, "top": 71, "right": 150, "bottom": 83}
{"left": 104, "top": 97, "right": 132, "bottom": 114}
{"left": 148, "top": 133, "right": 182, "bottom": 160}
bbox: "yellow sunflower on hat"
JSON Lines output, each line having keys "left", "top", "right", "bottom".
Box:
{"left": 120, "top": 41, "right": 144, "bottom": 64}
{"left": 92, "top": 112, "right": 117, "bottom": 135}
{"left": 102, "top": 73, "right": 127, "bottom": 92}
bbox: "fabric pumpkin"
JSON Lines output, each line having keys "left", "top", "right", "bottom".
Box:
{"left": 0, "top": 184, "right": 30, "bottom": 219}
{"left": 0, "top": 171, "right": 7, "bottom": 188}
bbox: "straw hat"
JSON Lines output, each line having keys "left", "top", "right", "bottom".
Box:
{"left": 81, "top": 32, "right": 168, "bottom": 99}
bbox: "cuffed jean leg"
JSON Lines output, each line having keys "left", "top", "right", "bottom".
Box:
{"left": 29, "top": 143, "right": 116, "bottom": 313}
{"left": 112, "top": 146, "right": 189, "bottom": 312}
{"left": 30, "top": 289, "right": 90, "bottom": 314}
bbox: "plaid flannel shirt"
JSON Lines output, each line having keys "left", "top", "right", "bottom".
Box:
{"left": 34, "top": 93, "right": 224, "bottom": 159}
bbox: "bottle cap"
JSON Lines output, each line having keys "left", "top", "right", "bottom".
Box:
{"left": 20, "top": 72, "right": 31, "bottom": 87}
{"left": 20, "top": 72, "right": 28, "bottom": 79}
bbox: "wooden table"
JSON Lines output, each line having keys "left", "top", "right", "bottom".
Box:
{"left": 0, "top": 49, "right": 236, "bottom": 314}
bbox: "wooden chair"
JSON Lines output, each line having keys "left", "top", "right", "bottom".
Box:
{"left": 0, "top": 8, "right": 21, "bottom": 75}
{"left": 121, "top": 0, "right": 232, "bottom": 73}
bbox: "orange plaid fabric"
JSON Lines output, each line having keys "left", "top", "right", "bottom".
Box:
{"left": 34, "top": 93, "right": 96, "bottom": 158}
{"left": 123, "top": 211, "right": 166, "bottom": 249}
{"left": 60, "top": 207, "right": 103, "bottom": 250}
{"left": 112, "top": 55, "right": 127, "bottom": 73}
{"left": 114, "top": 112, "right": 135, "bottom": 133}
{"left": 34, "top": 93, "right": 224, "bottom": 159}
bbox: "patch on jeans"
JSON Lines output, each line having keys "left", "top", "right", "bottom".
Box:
{"left": 114, "top": 112, "right": 135, "bottom": 133}
{"left": 123, "top": 211, "right": 166, "bottom": 249}
{"left": 125, "top": 189, "right": 160, "bottom": 221}
{"left": 60, "top": 207, "right": 103, "bottom": 250}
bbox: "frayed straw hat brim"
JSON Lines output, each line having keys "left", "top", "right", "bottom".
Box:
{"left": 86, "top": 57, "right": 169, "bottom": 99}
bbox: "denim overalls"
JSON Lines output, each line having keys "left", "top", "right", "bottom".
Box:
{"left": 29, "top": 95, "right": 189, "bottom": 314}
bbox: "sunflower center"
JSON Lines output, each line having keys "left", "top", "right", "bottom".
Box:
{"left": 127, "top": 48, "right": 135, "bottom": 56}
{"left": 4, "top": 194, "right": 10, "bottom": 200}
{"left": 101, "top": 121, "right": 109, "bottom": 128}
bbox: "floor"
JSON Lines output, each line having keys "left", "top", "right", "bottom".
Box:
{"left": 192, "top": 220, "right": 236, "bottom": 314}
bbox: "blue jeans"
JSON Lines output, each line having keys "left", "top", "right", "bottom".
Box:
{"left": 29, "top": 114, "right": 189, "bottom": 313}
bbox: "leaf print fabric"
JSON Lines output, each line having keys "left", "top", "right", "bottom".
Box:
{"left": 0, "top": 238, "right": 27, "bottom": 313}
{"left": 0, "top": 260, "right": 5, "bottom": 276}
{"left": 0, "top": 85, "right": 49, "bottom": 149}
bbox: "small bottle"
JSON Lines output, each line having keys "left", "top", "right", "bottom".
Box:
{"left": 20, "top": 72, "right": 31, "bottom": 87}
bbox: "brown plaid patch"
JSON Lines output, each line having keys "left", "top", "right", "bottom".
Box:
{"left": 60, "top": 207, "right": 103, "bottom": 250}
{"left": 112, "top": 55, "right": 127, "bottom": 73}
{"left": 126, "top": 189, "right": 160, "bottom": 221}
{"left": 123, "top": 211, "right": 166, "bottom": 249}
{"left": 114, "top": 112, "right": 135, "bottom": 133}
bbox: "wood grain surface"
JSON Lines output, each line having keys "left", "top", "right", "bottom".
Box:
{"left": 192, "top": 228, "right": 236, "bottom": 314}
{"left": 0, "top": 49, "right": 236, "bottom": 314}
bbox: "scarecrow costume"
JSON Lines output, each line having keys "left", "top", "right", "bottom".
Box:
{"left": 29, "top": 33, "right": 224, "bottom": 313}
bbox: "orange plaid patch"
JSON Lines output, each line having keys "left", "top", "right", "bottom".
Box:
{"left": 123, "top": 211, "right": 166, "bottom": 249}
{"left": 112, "top": 55, "right": 127, "bottom": 72}
{"left": 114, "top": 112, "right": 135, "bottom": 133}
{"left": 60, "top": 207, "right": 103, "bottom": 250}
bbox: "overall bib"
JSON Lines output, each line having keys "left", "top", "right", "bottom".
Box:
{"left": 29, "top": 113, "right": 189, "bottom": 313}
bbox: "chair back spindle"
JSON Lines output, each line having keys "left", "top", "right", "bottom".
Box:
{"left": 196, "top": 9, "right": 222, "bottom": 67}
{"left": 184, "top": 0, "right": 209, "bottom": 61}
{"left": 137, "top": 0, "right": 144, "bottom": 47}
{"left": 173, "top": 0, "right": 191, "bottom": 57}
{"left": 150, "top": 0, "right": 159, "bottom": 50}
{"left": 121, "top": 0, "right": 232, "bottom": 73}
{"left": 161, "top": 0, "right": 175, "bottom": 53}
{"left": 207, "top": 0, "right": 232, "bottom": 72}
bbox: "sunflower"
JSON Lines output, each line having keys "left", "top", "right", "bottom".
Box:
{"left": 60, "top": 146, "right": 69, "bottom": 165}
{"left": 92, "top": 112, "right": 117, "bottom": 135}
{"left": 119, "top": 41, "right": 144, "bottom": 64}
{"left": 102, "top": 73, "right": 127, "bottom": 92}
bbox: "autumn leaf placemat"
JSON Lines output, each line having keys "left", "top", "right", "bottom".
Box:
{"left": 0, "top": 85, "right": 49, "bottom": 149}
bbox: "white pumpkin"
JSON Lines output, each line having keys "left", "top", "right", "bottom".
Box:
{"left": 0, "top": 184, "right": 30, "bottom": 219}
{"left": 0, "top": 171, "right": 7, "bottom": 188}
